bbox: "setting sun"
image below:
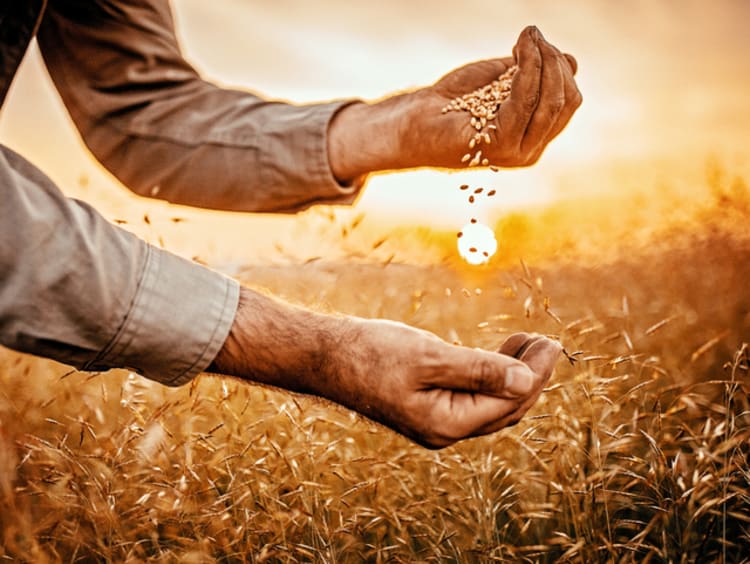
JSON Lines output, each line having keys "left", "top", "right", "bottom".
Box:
{"left": 457, "top": 219, "right": 498, "bottom": 265}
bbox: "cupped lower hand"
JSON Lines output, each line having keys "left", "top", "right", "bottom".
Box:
{"left": 329, "top": 320, "right": 563, "bottom": 449}
{"left": 210, "top": 288, "right": 562, "bottom": 449}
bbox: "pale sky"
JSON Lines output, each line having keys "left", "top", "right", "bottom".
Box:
{"left": 1, "top": 0, "right": 748, "bottom": 263}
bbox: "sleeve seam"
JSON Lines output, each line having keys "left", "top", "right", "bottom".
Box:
{"left": 82, "top": 242, "right": 152, "bottom": 372}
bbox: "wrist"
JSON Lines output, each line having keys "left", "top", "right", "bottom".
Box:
{"left": 209, "top": 287, "right": 344, "bottom": 395}
{"left": 327, "top": 94, "right": 417, "bottom": 182}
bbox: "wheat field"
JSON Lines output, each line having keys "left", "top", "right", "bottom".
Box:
{"left": 1, "top": 162, "right": 749, "bottom": 563}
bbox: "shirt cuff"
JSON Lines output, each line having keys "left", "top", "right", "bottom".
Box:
{"left": 87, "top": 246, "right": 239, "bottom": 386}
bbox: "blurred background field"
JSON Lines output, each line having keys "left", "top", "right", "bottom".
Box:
{"left": 1, "top": 167, "right": 748, "bottom": 561}
{"left": 1, "top": 0, "right": 750, "bottom": 561}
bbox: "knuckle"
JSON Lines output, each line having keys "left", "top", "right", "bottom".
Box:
{"left": 522, "top": 151, "right": 542, "bottom": 167}
{"left": 522, "top": 92, "right": 540, "bottom": 112}
{"left": 534, "top": 97, "right": 565, "bottom": 126}
{"left": 510, "top": 146, "right": 529, "bottom": 165}
{"left": 550, "top": 96, "right": 566, "bottom": 116}
{"left": 563, "top": 53, "right": 578, "bottom": 75}
{"left": 571, "top": 89, "right": 583, "bottom": 109}
{"left": 468, "top": 356, "right": 497, "bottom": 392}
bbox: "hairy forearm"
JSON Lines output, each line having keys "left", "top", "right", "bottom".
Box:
{"left": 327, "top": 93, "right": 423, "bottom": 183}
{"left": 209, "top": 287, "right": 350, "bottom": 395}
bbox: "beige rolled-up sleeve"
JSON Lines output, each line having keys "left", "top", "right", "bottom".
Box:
{"left": 0, "top": 145, "right": 238, "bottom": 386}
{"left": 37, "top": 0, "right": 364, "bottom": 213}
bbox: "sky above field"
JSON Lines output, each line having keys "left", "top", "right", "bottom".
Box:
{"left": 1, "top": 0, "right": 749, "bottom": 261}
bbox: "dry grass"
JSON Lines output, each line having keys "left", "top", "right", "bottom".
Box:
{"left": 1, "top": 162, "right": 749, "bottom": 562}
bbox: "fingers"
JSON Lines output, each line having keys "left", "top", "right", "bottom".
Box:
{"left": 520, "top": 36, "right": 567, "bottom": 158}
{"left": 401, "top": 326, "right": 564, "bottom": 448}
{"left": 536, "top": 50, "right": 583, "bottom": 150}
{"left": 426, "top": 25, "right": 579, "bottom": 171}
{"left": 468, "top": 337, "right": 563, "bottom": 438}
{"left": 423, "top": 337, "right": 562, "bottom": 445}
{"left": 500, "top": 338, "right": 561, "bottom": 424}
{"left": 497, "top": 331, "right": 549, "bottom": 358}
{"left": 563, "top": 53, "right": 578, "bottom": 75}
{"left": 428, "top": 332, "right": 560, "bottom": 400}
{"left": 427, "top": 391, "right": 522, "bottom": 443}
{"left": 500, "top": 26, "right": 543, "bottom": 146}
{"left": 497, "top": 332, "right": 532, "bottom": 356}
{"left": 495, "top": 27, "right": 581, "bottom": 166}
{"left": 530, "top": 35, "right": 583, "bottom": 156}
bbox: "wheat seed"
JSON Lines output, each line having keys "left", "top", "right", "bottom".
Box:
{"left": 443, "top": 64, "right": 517, "bottom": 167}
{"left": 446, "top": 67, "right": 516, "bottom": 241}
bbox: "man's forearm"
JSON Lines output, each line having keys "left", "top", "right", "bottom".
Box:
{"left": 326, "top": 88, "right": 453, "bottom": 183}
{"left": 209, "top": 287, "right": 349, "bottom": 396}
{"left": 327, "top": 95, "right": 413, "bottom": 183}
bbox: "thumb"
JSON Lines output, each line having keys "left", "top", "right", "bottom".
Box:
{"left": 502, "top": 361, "right": 539, "bottom": 397}
{"left": 518, "top": 337, "right": 563, "bottom": 384}
{"left": 431, "top": 345, "right": 539, "bottom": 398}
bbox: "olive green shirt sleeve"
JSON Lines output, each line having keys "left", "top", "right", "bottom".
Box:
{"left": 0, "top": 145, "right": 238, "bottom": 386}
{"left": 37, "top": 0, "right": 363, "bottom": 213}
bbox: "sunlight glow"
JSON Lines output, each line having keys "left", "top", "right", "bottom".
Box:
{"left": 457, "top": 220, "right": 497, "bottom": 265}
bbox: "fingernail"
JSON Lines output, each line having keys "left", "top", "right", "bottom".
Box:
{"left": 504, "top": 365, "right": 535, "bottom": 396}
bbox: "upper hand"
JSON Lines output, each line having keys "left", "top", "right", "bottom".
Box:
{"left": 412, "top": 25, "right": 582, "bottom": 169}
{"left": 328, "top": 26, "right": 582, "bottom": 181}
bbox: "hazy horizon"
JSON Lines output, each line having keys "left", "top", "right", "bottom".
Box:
{"left": 1, "top": 0, "right": 748, "bottom": 263}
